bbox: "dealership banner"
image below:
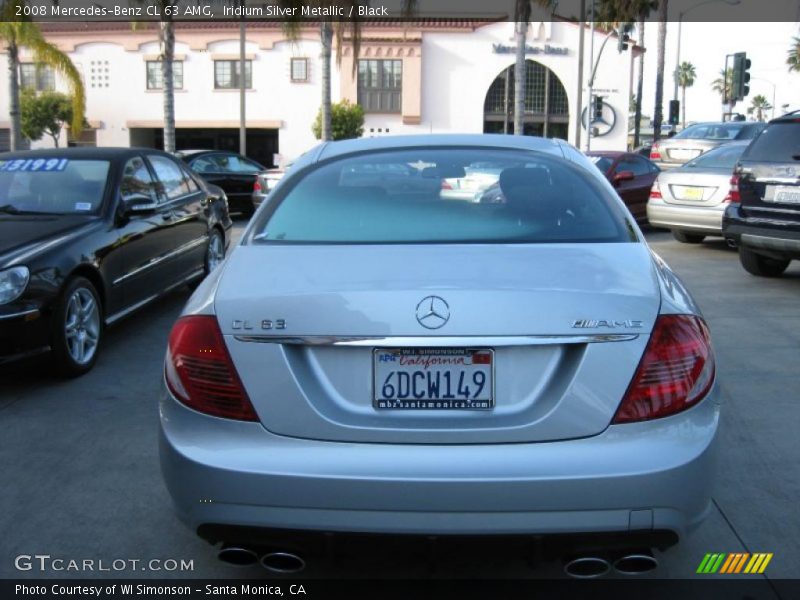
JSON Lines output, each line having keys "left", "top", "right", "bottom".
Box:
{"left": 2, "top": 0, "right": 795, "bottom": 22}
{"left": 1, "top": 579, "right": 794, "bottom": 600}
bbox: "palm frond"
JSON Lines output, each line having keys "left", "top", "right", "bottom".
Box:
{"left": 15, "top": 22, "right": 85, "bottom": 136}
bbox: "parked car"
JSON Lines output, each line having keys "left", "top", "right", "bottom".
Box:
{"left": 176, "top": 150, "right": 265, "bottom": 217}
{"left": 650, "top": 121, "right": 765, "bottom": 170}
{"left": 440, "top": 161, "right": 505, "bottom": 201}
{"left": 253, "top": 163, "right": 291, "bottom": 208}
{"left": 160, "top": 135, "right": 718, "bottom": 573}
{"left": 723, "top": 113, "right": 800, "bottom": 276}
{"left": 587, "top": 151, "right": 660, "bottom": 222}
{"left": 0, "top": 148, "right": 231, "bottom": 375}
{"left": 647, "top": 141, "right": 750, "bottom": 243}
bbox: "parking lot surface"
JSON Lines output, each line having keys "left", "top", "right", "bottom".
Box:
{"left": 1, "top": 226, "right": 798, "bottom": 587}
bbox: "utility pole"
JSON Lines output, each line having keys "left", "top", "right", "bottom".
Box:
{"left": 239, "top": 8, "right": 247, "bottom": 156}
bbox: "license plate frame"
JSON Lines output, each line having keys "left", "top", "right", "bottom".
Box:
{"left": 372, "top": 347, "right": 495, "bottom": 410}
{"left": 766, "top": 185, "right": 800, "bottom": 205}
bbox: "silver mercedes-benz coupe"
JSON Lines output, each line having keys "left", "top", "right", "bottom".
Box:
{"left": 160, "top": 135, "right": 719, "bottom": 576}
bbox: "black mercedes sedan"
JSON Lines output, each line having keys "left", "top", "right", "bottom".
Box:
{"left": 0, "top": 147, "right": 232, "bottom": 376}
{"left": 175, "top": 150, "right": 265, "bottom": 217}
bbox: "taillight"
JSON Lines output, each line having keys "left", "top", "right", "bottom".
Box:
{"left": 165, "top": 315, "right": 257, "bottom": 421}
{"left": 726, "top": 174, "right": 741, "bottom": 203}
{"left": 441, "top": 180, "right": 453, "bottom": 190}
{"left": 650, "top": 143, "right": 661, "bottom": 161}
{"left": 612, "top": 315, "right": 714, "bottom": 424}
{"left": 649, "top": 181, "right": 662, "bottom": 199}
{"left": 253, "top": 179, "right": 262, "bottom": 193}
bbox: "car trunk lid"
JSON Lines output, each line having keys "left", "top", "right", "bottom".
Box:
{"left": 215, "top": 242, "right": 660, "bottom": 444}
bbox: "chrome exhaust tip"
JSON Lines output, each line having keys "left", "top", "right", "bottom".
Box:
{"left": 260, "top": 551, "right": 306, "bottom": 574}
{"left": 217, "top": 545, "right": 259, "bottom": 567}
{"left": 563, "top": 556, "right": 611, "bottom": 579}
{"left": 613, "top": 550, "right": 659, "bottom": 575}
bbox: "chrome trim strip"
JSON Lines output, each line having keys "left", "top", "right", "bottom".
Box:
{"left": 0, "top": 308, "right": 39, "bottom": 321}
{"left": 112, "top": 237, "right": 206, "bottom": 286}
{"left": 232, "top": 334, "right": 639, "bottom": 346}
{"left": 105, "top": 269, "right": 203, "bottom": 325}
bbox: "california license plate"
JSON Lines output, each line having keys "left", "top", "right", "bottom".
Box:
{"left": 766, "top": 185, "right": 800, "bottom": 204}
{"left": 373, "top": 348, "right": 494, "bottom": 410}
{"left": 681, "top": 186, "right": 705, "bottom": 201}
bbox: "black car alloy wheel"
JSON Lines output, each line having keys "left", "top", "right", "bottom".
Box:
{"left": 51, "top": 276, "right": 103, "bottom": 377}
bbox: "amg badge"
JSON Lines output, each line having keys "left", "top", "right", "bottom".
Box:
{"left": 572, "top": 319, "right": 644, "bottom": 329}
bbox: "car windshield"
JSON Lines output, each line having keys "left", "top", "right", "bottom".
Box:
{"left": 684, "top": 144, "right": 747, "bottom": 169}
{"left": 0, "top": 158, "right": 110, "bottom": 215}
{"left": 589, "top": 156, "right": 613, "bottom": 172}
{"left": 252, "top": 148, "right": 633, "bottom": 244}
{"left": 190, "top": 154, "right": 262, "bottom": 174}
{"left": 673, "top": 123, "right": 745, "bottom": 140}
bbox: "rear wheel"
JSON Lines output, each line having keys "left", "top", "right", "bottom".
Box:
{"left": 51, "top": 277, "right": 102, "bottom": 377}
{"left": 739, "top": 247, "right": 790, "bottom": 277}
{"left": 672, "top": 230, "right": 705, "bottom": 244}
{"left": 205, "top": 229, "right": 226, "bottom": 275}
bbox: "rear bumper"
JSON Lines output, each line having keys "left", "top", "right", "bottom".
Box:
{"left": 723, "top": 206, "right": 800, "bottom": 259}
{"left": 160, "top": 381, "right": 720, "bottom": 543}
{"left": 647, "top": 199, "right": 725, "bottom": 234}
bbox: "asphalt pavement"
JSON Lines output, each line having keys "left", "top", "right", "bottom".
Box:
{"left": 1, "top": 226, "right": 798, "bottom": 591}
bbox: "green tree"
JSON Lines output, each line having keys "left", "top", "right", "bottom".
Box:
{"left": 311, "top": 99, "right": 364, "bottom": 141}
{"left": 0, "top": 10, "right": 85, "bottom": 151}
{"left": 787, "top": 35, "right": 800, "bottom": 73}
{"left": 20, "top": 88, "right": 74, "bottom": 146}
{"left": 676, "top": 61, "right": 696, "bottom": 128}
{"left": 749, "top": 94, "right": 772, "bottom": 122}
{"left": 596, "top": 1, "right": 658, "bottom": 147}
{"left": 712, "top": 68, "right": 735, "bottom": 115}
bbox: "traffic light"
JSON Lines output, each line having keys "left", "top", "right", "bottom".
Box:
{"left": 668, "top": 100, "right": 680, "bottom": 126}
{"left": 617, "top": 23, "right": 633, "bottom": 53}
{"left": 731, "top": 52, "right": 751, "bottom": 101}
{"left": 593, "top": 95, "right": 604, "bottom": 120}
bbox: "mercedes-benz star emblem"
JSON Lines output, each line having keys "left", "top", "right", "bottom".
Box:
{"left": 416, "top": 296, "right": 450, "bottom": 329}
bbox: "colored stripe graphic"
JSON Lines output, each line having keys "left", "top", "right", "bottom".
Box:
{"left": 700, "top": 552, "right": 773, "bottom": 575}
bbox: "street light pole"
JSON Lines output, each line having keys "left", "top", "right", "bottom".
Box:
{"left": 672, "top": 0, "right": 740, "bottom": 128}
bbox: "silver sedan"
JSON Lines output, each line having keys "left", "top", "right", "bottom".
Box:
{"left": 159, "top": 135, "right": 719, "bottom": 577}
{"left": 647, "top": 141, "right": 750, "bottom": 243}
{"left": 650, "top": 122, "right": 763, "bottom": 170}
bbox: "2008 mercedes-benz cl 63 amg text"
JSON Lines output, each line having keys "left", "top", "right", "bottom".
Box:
{"left": 159, "top": 135, "right": 719, "bottom": 576}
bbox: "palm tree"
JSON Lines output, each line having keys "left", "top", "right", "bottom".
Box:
{"left": 652, "top": 0, "right": 668, "bottom": 143}
{"left": 750, "top": 95, "right": 772, "bottom": 122}
{"left": 787, "top": 35, "right": 800, "bottom": 73}
{"left": 711, "top": 67, "right": 734, "bottom": 116}
{"left": 676, "top": 61, "right": 695, "bottom": 128}
{"left": 596, "top": 0, "right": 657, "bottom": 147}
{"left": 0, "top": 18, "right": 85, "bottom": 151}
{"left": 132, "top": 3, "right": 177, "bottom": 152}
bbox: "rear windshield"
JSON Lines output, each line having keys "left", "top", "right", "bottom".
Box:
{"left": 741, "top": 122, "right": 800, "bottom": 163}
{"left": 0, "top": 158, "right": 110, "bottom": 214}
{"left": 674, "top": 123, "right": 747, "bottom": 140}
{"left": 252, "top": 148, "right": 634, "bottom": 244}
{"left": 589, "top": 156, "right": 613, "bottom": 172}
{"left": 684, "top": 144, "right": 747, "bottom": 170}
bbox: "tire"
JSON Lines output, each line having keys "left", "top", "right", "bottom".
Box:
{"left": 51, "top": 277, "right": 103, "bottom": 377}
{"left": 204, "top": 228, "right": 226, "bottom": 276}
{"left": 739, "top": 247, "right": 790, "bottom": 277}
{"left": 672, "top": 230, "right": 706, "bottom": 244}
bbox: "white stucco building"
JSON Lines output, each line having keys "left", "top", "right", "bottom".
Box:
{"left": 0, "top": 19, "right": 640, "bottom": 165}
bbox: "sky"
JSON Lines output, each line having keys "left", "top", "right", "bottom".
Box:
{"left": 637, "top": 20, "right": 799, "bottom": 123}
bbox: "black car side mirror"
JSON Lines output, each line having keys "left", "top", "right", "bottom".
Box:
{"left": 122, "top": 194, "right": 159, "bottom": 216}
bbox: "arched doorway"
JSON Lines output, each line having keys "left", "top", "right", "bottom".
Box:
{"left": 483, "top": 60, "right": 569, "bottom": 139}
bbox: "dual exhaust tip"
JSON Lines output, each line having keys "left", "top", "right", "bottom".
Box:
{"left": 217, "top": 546, "right": 306, "bottom": 573}
{"left": 219, "top": 544, "right": 658, "bottom": 578}
{"left": 564, "top": 550, "right": 658, "bottom": 578}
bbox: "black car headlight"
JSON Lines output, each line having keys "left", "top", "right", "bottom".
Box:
{"left": 0, "top": 266, "right": 30, "bottom": 305}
